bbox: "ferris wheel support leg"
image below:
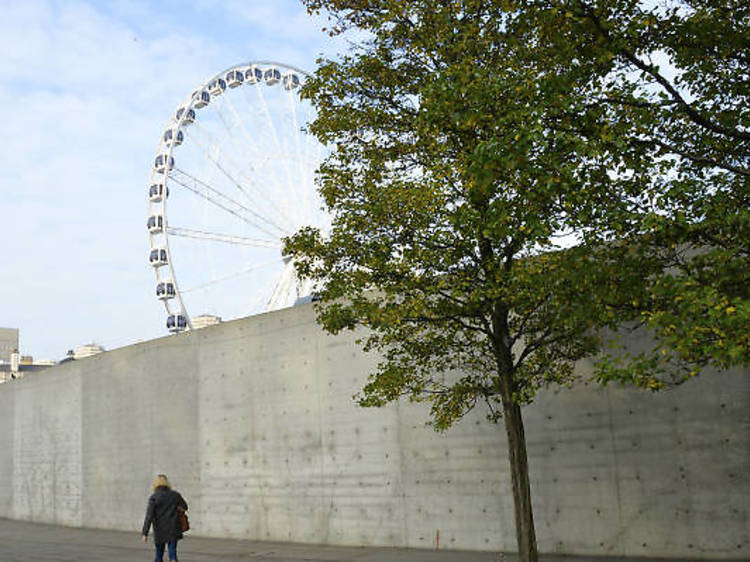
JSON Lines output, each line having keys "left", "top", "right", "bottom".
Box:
{"left": 267, "top": 258, "right": 299, "bottom": 310}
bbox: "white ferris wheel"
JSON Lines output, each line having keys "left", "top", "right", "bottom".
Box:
{"left": 147, "top": 61, "right": 327, "bottom": 333}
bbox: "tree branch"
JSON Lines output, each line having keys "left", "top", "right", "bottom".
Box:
{"left": 577, "top": 2, "right": 750, "bottom": 143}
{"left": 649, "top": 138, "right": 750, "bottom": 177}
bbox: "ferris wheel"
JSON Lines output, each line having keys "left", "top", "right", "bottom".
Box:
{"left": 147, "top": 61, "right": 327, "bottom": 333}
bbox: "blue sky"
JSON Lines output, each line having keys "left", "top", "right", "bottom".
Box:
{"left": 0, "top": 0, "right": 343, "bottom": 360}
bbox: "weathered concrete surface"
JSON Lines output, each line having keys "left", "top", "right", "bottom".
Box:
{"left": 0, "top": 383, "right": 13, "bottom": 515}
{"left": 0, "top": 303, "right": 747, "bottom": 559}
{"left": 11, "top": 366, "right": 82, "bottom": 526}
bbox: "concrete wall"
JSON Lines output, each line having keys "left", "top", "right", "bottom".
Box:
{"left": 0, "top": 303, "right": 747, "bottom": 559}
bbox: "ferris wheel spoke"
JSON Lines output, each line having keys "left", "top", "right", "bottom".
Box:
{"left": 170, "top": 166, "right": 255, "bottom": 220}
{"left": 181, "top": 258, "right": 283, "bottom": 293}
{"left": 192, "top": 112, "right": 262, "bottom": 175}
{"left": 242, "top": 84, "right": 284, "bottom": 157}
{"left": 238, "top": 87, "right": 290, "bottom": 195}
{"left": 201, "top": 154, "right": 291, "bottom": 236}
{"left": 287, "top": 89, "right": 309, "bottom": 223}
{"left": 290, "top": 92, "right": 325, "bottom": 229}
{"left": 209, "top": 96, "right": 261, "bottom": 164}
{"left": 216, "top": 91, "right": 263, "bottom": 158}
{"left": 252, "top": 85, "right": 298, "bottom": 217}
{"left": 189, "top": 120, "right": 264, "bottom": 186}
{"left": 166, "top": 226, "right": 281, "bottom": 248}
{"left": 186, "top": 123, "right": 295, "bottom": 232}
{"left": 256, "top": 87, "right": 284, "bottom": 153}
{"left": 216, "top": 92, "right": 298, "bottom": 224}
{"left": 170, "top": 168, "right": 286, "bottom": 238}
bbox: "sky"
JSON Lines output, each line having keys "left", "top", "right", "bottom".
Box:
{"left": 0, "top": 0, "right": 345, "bottom": 360}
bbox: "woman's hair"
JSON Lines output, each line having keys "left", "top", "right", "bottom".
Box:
{"left": 152, "top": 474, "right": 171, "bottom": 491}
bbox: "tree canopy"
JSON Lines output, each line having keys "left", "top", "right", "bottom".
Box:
{"left": 285, "top": 1, "right": 748, "bottom": 560}
{"left": 534, "top": 0, "right": 750, "bottom": 383}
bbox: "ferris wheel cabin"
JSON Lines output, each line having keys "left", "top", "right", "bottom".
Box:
{"left": 166, "top": 314, "right": 188, "bottom": 332}
{"left": 156, "top": 281, "right": 176, "bottom": 300}
{"left": 226, "top": 70, "right": 244, "bottom": 88}
{"left": 147, "top": 215, "right": 164, "bottom": 234}
{"left": 245, "top": 65, "right": 263, "bottom": 84}
{"left": 175, "top": 107, "right": 195, "bottom": 124}
{"left": 163, "top": 128, "right": 183, "bottom": 146}
{"left": 153, "top": 154, "right": 174, "bottom": 173}
{"left": 264, "top": 67, "right": 281, "bottom": 85}
{"left": 282, "top": 71, "right": 300, "bottom": 90}
{"left": 149, "top": 183, "right": 168, "bottom": 202}
{"left": 148, "top": 60, "right": 321, "bottom": 336}
{"left": 193, "top": 90, "right": 210, "bottom": 108}
{"left": 209, "top": 78, "right": 227, "bottom": 97}
{"left": 149, "top": 248, "right": 168, "bottom": 267}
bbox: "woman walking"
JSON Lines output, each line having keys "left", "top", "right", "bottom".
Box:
{"left": 141, "top": 474, "right": 188, "bottom": 562}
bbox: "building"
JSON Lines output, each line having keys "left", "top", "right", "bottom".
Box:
{"left": 192, "top": 314, "right": 222, "bottom": 329}
{"left": 34, "top": 359, "right": 57, "bottom": 366}
{"left": 0, "top": 328, "right": 54, "bottom": 383}
{"left": 73, "top": 343, "right": 105, "bottom": 360}
{"left": 0, "top": 327, "right": 19, "bottom": 364}
{"left": 0, "top": 356, "right": 54, "bottom": 383}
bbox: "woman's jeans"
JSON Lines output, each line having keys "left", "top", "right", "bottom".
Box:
{"left": 154, "top": 540, "right": 178, "bottom": 561}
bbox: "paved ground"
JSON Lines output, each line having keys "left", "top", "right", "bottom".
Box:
{"left": 0, "top": 518, "right": 718, "bottom": 562}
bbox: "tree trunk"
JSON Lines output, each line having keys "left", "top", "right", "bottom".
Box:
{"left": 502, "top": 394, "right": 538, "bottom": 562}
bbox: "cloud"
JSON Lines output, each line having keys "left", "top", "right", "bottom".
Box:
{"left": 0, "top": 0, "right": 339, "bottom": 360}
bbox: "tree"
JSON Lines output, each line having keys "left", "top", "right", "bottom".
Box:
{"left": 540, "top": 0, "right": 750, "bottom": 383}
{"left": 285, "top": 1, "right": 748, "bottom": 560}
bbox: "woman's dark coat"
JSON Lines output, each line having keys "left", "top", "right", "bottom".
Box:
{"left": 142, "top": 487, "right": 188, "bottom": 544}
